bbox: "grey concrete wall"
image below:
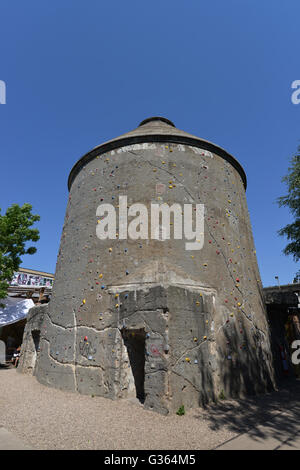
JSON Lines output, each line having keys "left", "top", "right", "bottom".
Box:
{"left": 20, "top": 140, "right": 275, "bottom": 413}
{"left": 18, "top": 304, "right": 48, "bottom": 375}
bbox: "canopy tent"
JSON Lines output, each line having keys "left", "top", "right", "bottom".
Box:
{"left": 0, "top": 297, "right": 34, "bottom": 327}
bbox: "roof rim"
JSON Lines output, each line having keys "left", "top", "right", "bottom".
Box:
{"left": 68, "top": 133, "right": 247, "bottom": 191}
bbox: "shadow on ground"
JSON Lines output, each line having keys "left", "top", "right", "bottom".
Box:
{"left": 193, "top": 378, "right": 300, "bottom": 444}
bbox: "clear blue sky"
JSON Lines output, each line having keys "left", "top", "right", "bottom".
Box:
{"left": 0, "top": 0, "right": 299, "bottom": 287}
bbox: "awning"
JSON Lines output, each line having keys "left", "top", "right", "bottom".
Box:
{"left": 0, "top": 297, "right": 35, "bottom": 327}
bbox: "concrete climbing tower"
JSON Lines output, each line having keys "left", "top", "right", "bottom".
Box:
{"left": 19, "top": 117, "right": 275, "bottom": 414}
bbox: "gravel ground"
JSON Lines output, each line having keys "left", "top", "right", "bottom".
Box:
{"left": 0, "top": 368, "right": 299, "bottom": 450}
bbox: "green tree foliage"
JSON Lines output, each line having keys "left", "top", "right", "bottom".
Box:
{"left": 277, "top": 148, "right": 300, "bottom": 279}
{"left": 0, "top": 204, "right": 40, "bottom": 301}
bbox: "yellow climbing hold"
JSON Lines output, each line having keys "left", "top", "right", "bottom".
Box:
{"left": 185, "top": 357, "right": 190, "bottom": 362}
{"left": 82, "top": 299, "right": 86, "bottom": 304}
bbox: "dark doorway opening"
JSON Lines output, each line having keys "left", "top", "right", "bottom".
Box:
{"left": 32, "top": 330, "right": 40, "bottom": 375}
{"left": 121, "top": 328, "right": 146, "bottom": 403}
{"left": 32, "top": 330, "right": 40, "bottom": 353}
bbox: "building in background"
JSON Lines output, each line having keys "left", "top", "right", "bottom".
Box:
{"left": 264, "top": 283, "right": 300, "bottom": 379}
{"left": 0, "top": 268, "right": 53, "bottom": 363}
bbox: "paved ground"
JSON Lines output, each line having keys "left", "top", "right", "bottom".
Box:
{"left": 0, "top": 427, "right": 33, "bottom": 450}
{"left": 217, "top": 404, "right": 300, "bottom": 450}
{"left": 0, "top": 367, "right": 300, "bottom": 450}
